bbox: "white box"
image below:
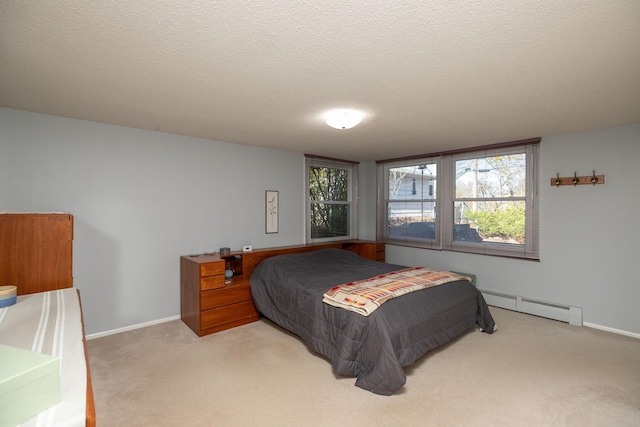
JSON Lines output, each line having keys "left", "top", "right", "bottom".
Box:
{"left": 0, "top": 344, "right": 61, "bottom": 426}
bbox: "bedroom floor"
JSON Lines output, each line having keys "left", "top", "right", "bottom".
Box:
{"left": 87, "top": 308, "right": 640, "bottom": 427}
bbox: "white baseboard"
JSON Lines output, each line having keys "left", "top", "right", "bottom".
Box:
{"left": 481, "top": 289, "right": 639, "bottom": 339}
{"left": 86, "top": 315, "right": 181, "bottom": 340}
{"left": 85, "top": 312, "right": 640, "bottom": 342}
{"left": 583, "top": 322, "right": 640, "bottom": 340}
{"left": 480, "top": 289, "right": 582, "bottom": 326}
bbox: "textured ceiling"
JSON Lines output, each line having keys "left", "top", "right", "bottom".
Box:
{"left": 1, "top": 1, "right": 639, "bottom": 161}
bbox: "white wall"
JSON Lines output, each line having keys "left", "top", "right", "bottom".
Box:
{"left": 386, "top": 123, "right": 640, "bottom": 336}
{"left": 2, "top": 108, "right": 311, "bottom": 334}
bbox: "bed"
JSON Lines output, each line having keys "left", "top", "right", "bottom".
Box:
{"left": 0, "top": 288, "right": 94, "bottom": 426}
{"left": 250, "top": 248, "right": 495, "bottom": 395}
{"left": 0, "top": 213, "right": 95, "bottom": 426}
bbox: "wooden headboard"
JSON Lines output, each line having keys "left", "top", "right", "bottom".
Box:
{"left": 219, "top": 240, "right": 385, "bottom": 279}
{"left": 0, "top": 213, "right": 73, "bottom": 295}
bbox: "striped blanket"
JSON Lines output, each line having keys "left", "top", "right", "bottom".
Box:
{"left": 323, "top": 267, "right": 471, "bottom": 316}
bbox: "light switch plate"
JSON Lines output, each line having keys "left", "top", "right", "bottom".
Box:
{"left": 242, "top": 245, "right": 252, "bottom": 252}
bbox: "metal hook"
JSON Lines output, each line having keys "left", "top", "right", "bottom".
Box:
{"left": 555, "top": 173, "right": 561, "bottom": 187}
{"left": 572, "top": 172, "right": 579, "bottom": 186}
{"left": 591, "top": 170, "right": 599, "bottom": 185}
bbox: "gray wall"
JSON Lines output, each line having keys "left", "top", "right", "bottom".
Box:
{"left": 2, "top": 107, "right": 638, "bottom": 336}
{"left": 1, "top": 108, "right": 309, "bottom": 334}
{"left": 385, "top": 123, "right": 640, "bottom": 336}
{"left": 0, "top": 140, "right": 7, "bottom": 204}
{"left": 357, "top": 161, "right": 377, "bottom": 241}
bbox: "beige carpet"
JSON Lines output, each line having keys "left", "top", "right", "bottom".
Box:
{"left": 87, "top": 308, "right": 640, "bottom": 427}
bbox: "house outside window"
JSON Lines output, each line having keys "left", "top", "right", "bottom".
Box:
{"left": 384, "top": 161, "right": 439, "bottom": 248}
{"left": 377, "top": 139, "right": 540, "bottom": 259}
{"left": 305, "top": 155, "right": 358, "bottom": 243}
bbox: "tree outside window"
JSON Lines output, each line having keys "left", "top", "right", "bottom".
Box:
{"left": 454, "top": 154, "right": 526, "bottom": 244}
{"left": 305, "top": 157, "right": 358, "bottom": 242}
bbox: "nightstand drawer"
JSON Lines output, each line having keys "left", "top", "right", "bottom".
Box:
{"left": 200, "top": 262, "right": 224, "bottom": 277}
{"left": 200, "top": 285, "right": 252, "bottom": 310}
{"left": 200, "top": 275, "right": 225, "bottom": 291}
{"left": 200, "top": 300, "right": 258, "bottom": 330}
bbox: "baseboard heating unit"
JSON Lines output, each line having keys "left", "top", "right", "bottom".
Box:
{"left": 480, "top": 290, "right": 583, "bottom": 326}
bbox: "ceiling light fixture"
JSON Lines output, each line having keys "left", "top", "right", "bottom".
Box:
{"left": 325, "top": 109, "right": 364, "bottom": 130}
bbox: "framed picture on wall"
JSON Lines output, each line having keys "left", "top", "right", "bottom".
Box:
{"left": 266, "top": 190, "right": 279, "bottom": 234}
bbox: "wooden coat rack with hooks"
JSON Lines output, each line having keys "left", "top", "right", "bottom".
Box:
{"left": 551, "top": 171, "right": 605, "bottom": 187}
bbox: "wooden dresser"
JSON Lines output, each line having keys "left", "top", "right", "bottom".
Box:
{"left": 180, "top": 240, "right": 384, "bottom": 337}
{"left": 180, "top": 254, "right": 259, "bottom": 337}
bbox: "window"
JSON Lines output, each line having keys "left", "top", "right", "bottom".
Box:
{"left": 305, "top": 155, "right": 358, "bottom": 243}
{"left": 382, "top": 160, "right": 440, "bottom": 248}
{"left": 377, "top": 140, "right": 539, "bottom": 259}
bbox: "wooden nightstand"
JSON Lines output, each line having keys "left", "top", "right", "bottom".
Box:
{"left": 180, "top": 254, "right": 259, "bottom": 337}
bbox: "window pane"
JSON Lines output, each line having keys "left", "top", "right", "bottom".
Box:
{"left": 386, "top": 202, "right": 436, "bottom": 239}
{"left": 309, "top": 166, "right": 348, "bottom": 201}
{"left": 454, "top": 200, "right": 525, "bottom": 244}
{"left": 310, "top": 203, "right": 350, "bottom": 238}
{"left": 388, "top": 164, "right": 436, "bottom": 200}
{"left": 455, "top": 154, "right": 525, "bottom": 198}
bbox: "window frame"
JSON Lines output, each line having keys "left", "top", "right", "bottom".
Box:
{"left": 377, "top": 157, "right": 441, "bottom": 250}
{"left": 377, "top": 139, "right": 540, "bottom": 260}
{"left": 305, "top": 155, "right": 359, "bottom": 243}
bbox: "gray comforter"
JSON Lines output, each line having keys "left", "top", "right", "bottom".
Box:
{"left": 250, "top": 248, "right": 495, "bottom": 395}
